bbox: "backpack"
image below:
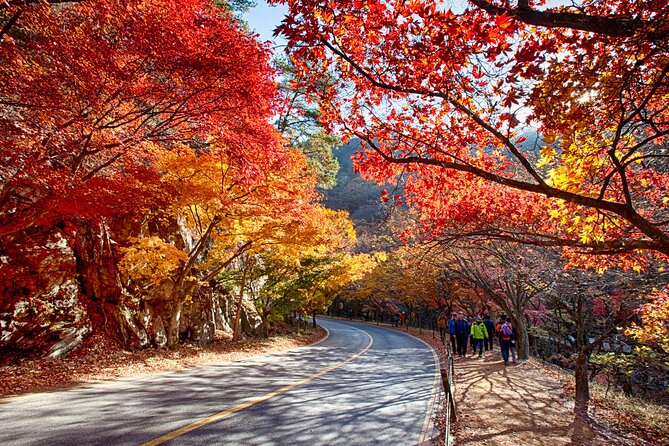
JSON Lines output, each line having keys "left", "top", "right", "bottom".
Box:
{"left": 501, "top": 323, "right": 513, "bottom": 337}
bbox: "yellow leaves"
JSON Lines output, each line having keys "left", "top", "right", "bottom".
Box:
{"left": 627, "top": 287, "right": 669, "bottom": 351}
{"left": 374, "top": 251, "right": 388, "bottom": 262}
{"left": 536, "top": 145, "right": 556, "bottom": 168}
{"left": 119, "top": 237, "right": 188, "bottom": 283}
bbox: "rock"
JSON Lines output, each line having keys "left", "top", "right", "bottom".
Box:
{"left": 0, "top": 228, "right": 91, "bottom": 357}
{"left": 152, "top": 316, "right": 167, "bottom": 348}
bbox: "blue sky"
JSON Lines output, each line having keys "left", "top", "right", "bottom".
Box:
{"left": 243, "top": 1, "right": 288, "bottom": 49}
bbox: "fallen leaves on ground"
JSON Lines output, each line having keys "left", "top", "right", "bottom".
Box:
{"left": 0, "top": 328, "right": 326, "bottom": 399}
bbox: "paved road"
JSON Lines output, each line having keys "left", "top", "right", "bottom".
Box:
{"left": 0, "top": 319, "right": 439, "bottom": 446}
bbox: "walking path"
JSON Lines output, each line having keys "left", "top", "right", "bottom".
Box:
{"left": 451, "top": 351, "right": 620, "bottom": 445}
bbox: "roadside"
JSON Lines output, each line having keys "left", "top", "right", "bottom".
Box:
{"left": 0, "top": 327, "right": 326, "bottom": 399}
{"left": 324, "top": 317, "right": 669, "bottom": 446}
{"left": 450, "top": 352, "right": 620, "bottom": 445}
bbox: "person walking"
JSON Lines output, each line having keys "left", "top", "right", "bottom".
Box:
{"left": 483, "top": 315, "right": 495, "bottom": 351}
{"left": 506, "top": 317, "right": 518, "bottom": 364}
{"left": 499, "top": 318, "right": 514, "bottom": 365}
{"left": 448, "top": 312, "right": 458, "bottom": 354}
{"left": 455, "top": 312, "right": 469, "bottom": 357}
{"left": 438, "top": 312, "right": 448, "bottom": 344}
{"left": 470, "top": 316, "right": 488, "bottom": 358}
{"left": 467, "top": 316, "right": 476, "bottom": 354}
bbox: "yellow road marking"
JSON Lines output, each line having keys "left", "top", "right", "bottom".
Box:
{"left": 142, "top": 325, "right": 373, "bottom": 446}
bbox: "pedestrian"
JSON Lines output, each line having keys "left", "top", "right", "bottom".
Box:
{"left": 483, "top": 315, "right": 495, "bottom": 351}
{"left": 393, "top": 312, "right": 400, "bottom": 327}
{"left": 506, "top": 317, "right": 517, "bottom": 364}
{"left": 455, "top": 312, "right": 469, "bottom": 357}
{"left": 438, "top": 312, "right": 448, "bottom": 344}
{"left": 448, "top": 312, "right": 458, "bottom": 354}
{"left": 499, "top": 318, "right": 514, "bottom": 365}
{"left": 495, "top": 315, "right": 506, "bottom": 345}
{"left": 470, "top": 315, "right": 488, "bottom": 358}
{"left": 399, "top": 312, "right": 407, "bottom": 326}
{"left": 468, "top": 316, "right": 476, "bottom": 354}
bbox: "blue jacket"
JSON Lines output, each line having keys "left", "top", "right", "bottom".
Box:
{"left": 448, "top": 318, "right": 457, "bottom": 335}
{"left": 454, "top": 319, "right": 468, "bottom": 335}
{"left": 483, "top": 319, "right": 495, "bottom": 337}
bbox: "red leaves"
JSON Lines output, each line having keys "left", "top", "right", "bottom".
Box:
{"left": 0, "top": 0, "right": 279, "bottom": 234}
{"left": 495, "top": 12, "right": 514, "bottom": 30}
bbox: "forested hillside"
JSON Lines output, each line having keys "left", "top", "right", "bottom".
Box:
{"left": 322, "top": 140, "right": 386, "bottom": 224}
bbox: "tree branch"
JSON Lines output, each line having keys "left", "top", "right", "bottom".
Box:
{"left": 469, "top": 0, "right": 654, "bottom": 39}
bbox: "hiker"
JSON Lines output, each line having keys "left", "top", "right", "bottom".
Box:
{"left": 448, "top": 312, "right": 458, "bottom": 354}
{"left": 483, "top": 315, "right": 495, "bottom": 351}
{"left": 506, "top": 317, "right": 518, "bottom": 364}
{"left": 499, "top": 318, "right": 515, "bottom": 365}
{"left": 438, "top": 312, "right": 448, "bottom": 344}
{"left": 470, "top": 315, "right": 488, "bottom": 358}
{"left": 455, "top": 312, "right": 469, "bottom": 357}
{"left": 468, "top": 316, "right": 476, "bottom": 354}
{"left": 399, "top": 312, "right": 407, "bottom": 326}
{"left": 495, "top": 315, "right": 506, "bottom": 346}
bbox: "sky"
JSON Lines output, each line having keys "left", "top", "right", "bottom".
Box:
{"left": 243, "top": 1, "right": 288, "bottom": 50}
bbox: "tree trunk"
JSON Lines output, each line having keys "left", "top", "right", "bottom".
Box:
{"left": 574, "top": 350, "right": 590, "bottom": 418}
{"left": 167, "top": 300, "right": 183, "bottom": 348}
{"left": 261, "top": 309, "right": 270, "bottom": 338}
{"left": 517, "top": 314, "right": 530, "bottom": 360}
{"left": 312, "top": 309, "right": 317, "bottom": 328}
{"left": 573, "top": 292, "right": 590, "bottom": 418}
{"left": 232, "top": 264, "right": 248, "bottom": 342}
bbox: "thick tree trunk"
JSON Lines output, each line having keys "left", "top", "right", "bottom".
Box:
{"left": 517, "top": 317, "right": 530, "bottom": 360}
{"left": 232, "top": 265, "right": 248, "bottom": 342}
{"left": 167, "top": 300, "right": 183, "bottom": 348}
{"left": 574, "top": 350, "right": 590, "bottom": 418}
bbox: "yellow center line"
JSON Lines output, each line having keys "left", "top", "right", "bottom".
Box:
{"left": 141, "top": 326, "right": 373, "bottom": 446}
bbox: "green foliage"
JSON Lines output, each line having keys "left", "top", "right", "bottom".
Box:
{"left": 214, "top": 0, "right": 257, "bottom": 15}
{"left": 274, "top": 57, "right": 341, "bottom": 189}
{"left": 294, "top": 131, "right": 340, "bottom": 189}
{"left": 323, "top": 140, "right": 388, "bottom": 222}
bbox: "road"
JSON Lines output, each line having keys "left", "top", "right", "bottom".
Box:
{"left": 0, "top": 319, "right": 440, "bottom": 446}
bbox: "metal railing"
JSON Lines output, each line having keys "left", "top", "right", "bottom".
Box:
{"left": 440, "top": 342, "right": 457, "bottom": 446}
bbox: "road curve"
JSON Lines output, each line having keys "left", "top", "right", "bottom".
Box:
{"left": 0, "top": 318, "right": 439, "bottom": 446}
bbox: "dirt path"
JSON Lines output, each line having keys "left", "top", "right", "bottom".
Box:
{"left": 451, "top": 351, "right": 618, "bottom": 446}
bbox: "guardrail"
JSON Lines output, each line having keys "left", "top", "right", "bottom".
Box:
{"left": 440, "top": 343, "right": 457, "bottom": 446}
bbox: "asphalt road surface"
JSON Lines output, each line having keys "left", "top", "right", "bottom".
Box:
{"left": 0, "top": 318, "right": 440, "bottom": 446}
